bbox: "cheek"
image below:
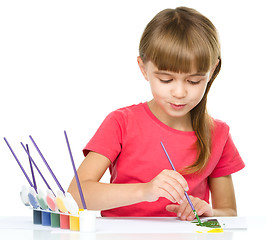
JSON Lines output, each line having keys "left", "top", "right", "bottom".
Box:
{"left": 149, "top": 81, "right": 166, "bottom": 97}
{"left": 189, "top": 85, "right": 208, "bottom": 102}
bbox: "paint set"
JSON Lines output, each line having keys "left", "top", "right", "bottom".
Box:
{"left": 4, "top": 131, "right": 96, "bottom": 232}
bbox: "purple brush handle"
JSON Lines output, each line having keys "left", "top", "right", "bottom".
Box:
{"left": 21, "top": 142, "right": 55, "bottom": 196}
{"left": 161, "top": 142, "right": 197, "bottom": 212}
{"left": 4, "top": 137, "right": 34, "bottom": 187}
{"left": 26, "top": 144, "right": 37, "bottom": 191}
{"left": 29, "top": 135, "right": 65, "bottom": 194}
{"left": 184, "top": 191, "right": 195, "bottom": 211}
{"left": 64, "top": 131, "right": 87, "bottom": 209}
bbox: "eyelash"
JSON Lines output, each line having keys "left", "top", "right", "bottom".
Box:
{"left": 159, "top": 79, "right": 201, "bottom": 85}
{"left": 159, "top": 79, "right": 173, "bottom": 83}
{"left": 188, "top": 80, "right": 201, "bottom": 85}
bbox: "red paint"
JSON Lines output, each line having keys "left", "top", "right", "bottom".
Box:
{"left": 46, "top": 195, "right": 56, "bottom": 211}
{"left": 60, "top": 214, "right": 70, "bottom": 229}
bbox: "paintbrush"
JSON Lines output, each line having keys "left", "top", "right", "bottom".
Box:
{"left": 21, "top": 142, "right": 56, "bottom": 196}
{"left": 29, "top": 135, "right": 65, "bottom": 194}
{"left": 64, "top": 130, "right": 87, "bottom": 209}
{"left": 4, "top": 137, "right": 34, "bottom": 187}
{"left": 160, "top": 141, "right": 202, "bottom": 225}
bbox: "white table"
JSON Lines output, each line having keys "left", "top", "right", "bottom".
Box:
{"left": 0, "top": 216, "right": 265, "bottom": 240}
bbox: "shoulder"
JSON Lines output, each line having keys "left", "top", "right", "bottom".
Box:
{"left": 107, "top": 103, "right": 145, "bottom": 122}
{"left": 115, "top": 103, "right": 145, "bottom": 114}
{"left": 210, "top": 118, "right": 231, "bottom": 147}
{"left": 211, "top": 118, "right": 230, "bottom": 136}
{"left": 208, "top": 118, "right": 245, "bottom": 177}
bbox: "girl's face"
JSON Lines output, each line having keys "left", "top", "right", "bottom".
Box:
{"left": 138, "top": 57, "right": 215, "bottom": 130}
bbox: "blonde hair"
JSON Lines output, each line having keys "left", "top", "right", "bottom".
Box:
{"left": 139, "top": 7, "right": 221, "bottom": 174}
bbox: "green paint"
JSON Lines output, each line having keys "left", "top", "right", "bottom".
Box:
{"left": 194, "top": 219, "right": 221, "bottom": 228}
{"left": 193, "top": 210, "right": 202, "bottom": 226}
{"left": 51, "top": 212, "right": 60, "bottom": 228}
{"left": 37, "top": 196, "right": 48, "bottom": 210}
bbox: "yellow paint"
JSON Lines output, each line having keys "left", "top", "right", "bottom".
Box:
{"left": 207, "top": 228, "right": 223, "bottom": 233}
{"left": 70, "top": 215, "right": 80, "bottom": 231}
{"left": 78, "top": 209, "right": 84, "bottom": 215}
{"left": 196, "top": 228, "right": 224, "bottom": 233}
{"left": 56, "top": 197, "right": 68, "bottom": 213}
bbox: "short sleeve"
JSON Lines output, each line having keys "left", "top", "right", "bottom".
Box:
{"left": 83, "top": 110, "right": 126, "bottom": 162}
{"left": 210, "top": 133, "right": 245, "bottom": 178}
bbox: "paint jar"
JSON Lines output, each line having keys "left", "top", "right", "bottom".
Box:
{"left": 51, "top": 212, "right": 60, "bottom": 228}
{"left": 69, "top": 215, "right": 79, "bottom": 231}
{"left": 79, "top": 210, "right": 96, "bottom": 232}
{"left": 37, "top": 189, "right": 48, "bottom": 210}
{"left": 41, "top": 211, "right": 51, "bottom": 226}
{"left": 60, "top": 213, "right": 70, "bottom": 229}
{"left": 28, "top": 187, "right": 39, "bottom": 209}
{"left": 20, "top": 185, "right": 30, "bottom": 206}
{"left": 33, "top": 209, "right": 42, "bottom": 225}
{"left": 46, "top": 190, "right": 57, "bottom": 212}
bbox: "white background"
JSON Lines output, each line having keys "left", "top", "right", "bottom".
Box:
{"left": 0, "top": 0, "right": 265, "bottom": 217}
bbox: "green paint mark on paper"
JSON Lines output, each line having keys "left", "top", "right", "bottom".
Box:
{"left": 193, "top": 219, "right": 221, "bottom": 228}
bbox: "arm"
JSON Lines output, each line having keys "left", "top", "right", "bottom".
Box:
{"left": 68, "top": 151, "right": 188, "bottom": 210}
{"left": 209, "top": 174, "right": 237, "bottom": 216}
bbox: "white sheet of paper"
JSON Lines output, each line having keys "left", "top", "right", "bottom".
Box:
{"left": 0, "top": 216, "right": 247, "bottom": 233}
{"left": 96, "top": 217, "right": 247, "bottom": 233}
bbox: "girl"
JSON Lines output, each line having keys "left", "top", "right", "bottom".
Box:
{"left": 68, "top": 7, "right": 245, "bottom": 221}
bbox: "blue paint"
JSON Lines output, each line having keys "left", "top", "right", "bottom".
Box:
{"left": 33, "top": 210, "right": 42, "bottom": 224}
{"left": 41, "top": 211, "right": 51, "bottom": 226}
{"left": 28, "top": 192, "right": 39, "bottom": 209}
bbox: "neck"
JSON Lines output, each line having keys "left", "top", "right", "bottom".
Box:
{"left": 147, "top": 100, "right": 193, "bottom": 131}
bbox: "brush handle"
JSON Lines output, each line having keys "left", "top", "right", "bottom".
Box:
{"left": 64, "top": 130, "right": 87, "bottom": 209}
{"left": 21, "top": 142, "right": 55, "bottom": 196}
{"left": 4, "top": 137, "right": 34, "bottom": 187}
{"left": 160, "top": 141, "right": 202, "bottom": 225}
{"left": 184, "top": 191, "right": 195, "bottom": 211}
{"left": 29, "top": 135, "right": 65, "bottom": 194}
{"left": 160, "top": 142, "right": 176, "bottom": 171}
{"left": 26, "top": 144, "right": 37, "bottom": 191}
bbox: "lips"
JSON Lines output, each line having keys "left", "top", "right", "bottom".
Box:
{"left": 170, "top": 103, "right": 186, "bottom": 110}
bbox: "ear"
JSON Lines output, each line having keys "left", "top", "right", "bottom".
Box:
{"left": 137, "top": 56, "right": 148, "bottom": 81}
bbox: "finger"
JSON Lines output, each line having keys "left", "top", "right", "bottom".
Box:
{"left": 180, "top": 204, "right": 194, "bottom": 221}
{"left": 185, "top": 196, "right": 201, "bottom": 221}
{"left": 165, "top": 204, "right": 179, "bottom": 213}
{"left": 165, "top": 170, "right": 189, "bottom": 191}
{"left": 179, "top": 196, "right": 197, "bottom": 221}
{"left": 187, "top": 197, "right": 208, "bottom": 220}
{"left": 176, "top": 200, "right": 188, "bottom": 218}
{"left": 193, "top": 200, "right": 204, "bottom": 214}
{"left": 159, "top": 181, "right": 186, "bottom": 204}
{"left": 195, "top": 201, "right": 212, "bottom": 216}
{"left": 157, "top": 185, "right": 177, "bottom": 203}
{"left": 162, "top": 177, "right": 186, "bottom": 204}
{"left": 191, "top": 196, "right": 206, "bottom": 215}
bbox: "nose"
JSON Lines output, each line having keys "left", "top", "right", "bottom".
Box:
{"left": 171, "top": 82, "right": 187, "bottom": 99}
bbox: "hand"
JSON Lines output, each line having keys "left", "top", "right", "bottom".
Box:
{"left": 166, "top": 195, "right": 214, "bottom": 221}
{"left": 143, "top": 169, "right": 189, "bottom": 204}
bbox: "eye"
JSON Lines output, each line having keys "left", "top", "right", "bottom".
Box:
{"left": 159, "top": 79, "right": 173, "bottom": 83}
{"left": 188, "top": 80, "right": 201, "bottom": 85}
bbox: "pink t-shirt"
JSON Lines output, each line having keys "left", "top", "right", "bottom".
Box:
{"left": 83, "top": 102, "right": 245, "bottom": 217}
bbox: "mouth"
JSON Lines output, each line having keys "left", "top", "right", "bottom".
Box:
{"left": 170, "top": 103, "right": 186, "bottom": 110}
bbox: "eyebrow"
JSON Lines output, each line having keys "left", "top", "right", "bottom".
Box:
{"left": 153, "top": 71, "right": 206, "bottom": 77}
